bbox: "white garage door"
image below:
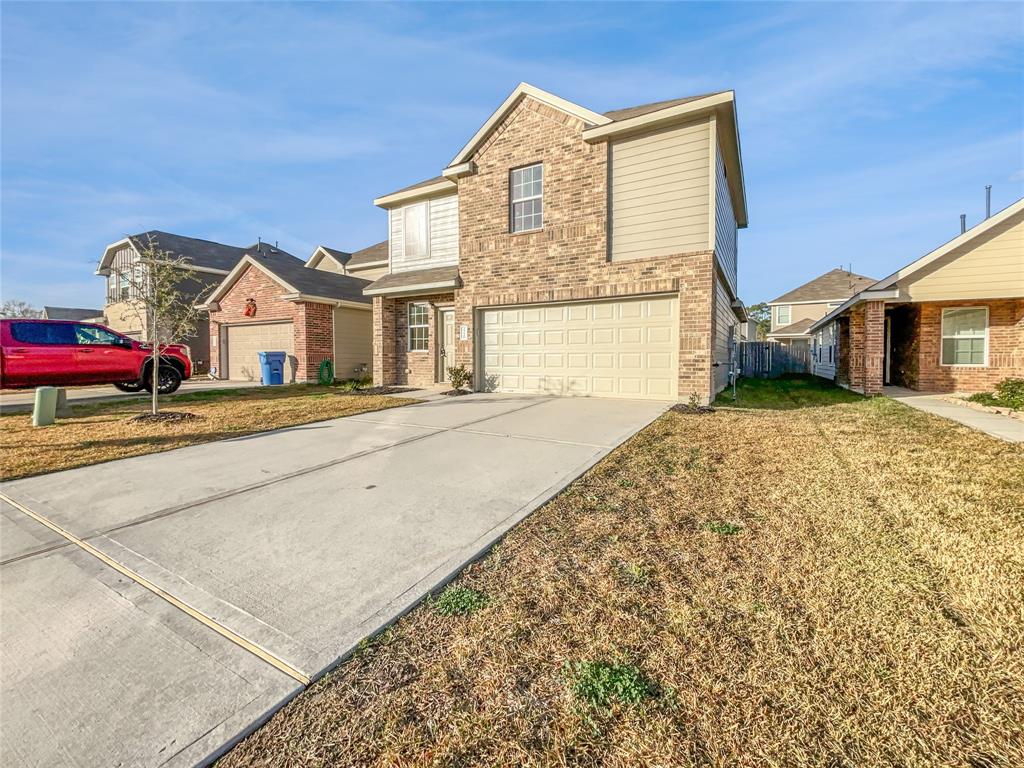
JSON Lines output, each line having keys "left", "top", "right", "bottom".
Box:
{"left": 226, "top": 322, "right": 294, "bottom": 382}
{"left": 481, "top": 295, "right": 678, "bottom": 400}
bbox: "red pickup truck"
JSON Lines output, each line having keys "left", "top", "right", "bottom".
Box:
{"left": 0, "top": 319, "right": 191, "bottom": 394}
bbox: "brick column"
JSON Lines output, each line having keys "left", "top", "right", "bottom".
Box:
{"left": 294, "top": 302, "right": 334, "bottom": 383}
{"left": 373, "top": 296, "right": 397, "bottom": 386}
{"left": 862, "top": 300, "right": 885, "bottom": 395}
{"left": 677, "top": 252, "right": 715, "bottom": 404}
{"left": 848, "top": 301, "right": 885, "bottom": 395}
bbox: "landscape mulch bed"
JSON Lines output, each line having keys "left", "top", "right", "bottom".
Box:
{"left": 222, "top": 386, "right": 1024, "bottom": 768}
{"left": 128, "top": 411, "right": 203, "bottom": 424}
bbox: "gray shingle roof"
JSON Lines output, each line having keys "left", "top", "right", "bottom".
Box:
{"left": 768, "top": 318, "right": 816, "bottom": 336}
{"left": 363, "top": 265, "right": 460, "bottom": 295}
{"left": 42, "top": 306, "right": 103, "bottom": 321}
{"left": 347, "top": 241, "right": 388, "bottom": 268}
{"left": 243, "top": 244, "right": 371, "bottom": 304}
{"left": 127, "top": 231, "right": 250, "bottom": 272}
{"left": 604, "top": 92, "right": 728, "bottom": 122}
{"left": 768, "top": 269, "right": 877, "bottom": 304}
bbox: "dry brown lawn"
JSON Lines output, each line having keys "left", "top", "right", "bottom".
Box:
{"left": 0, "top": 385, "right": 415, "bottom": 481}
{"left": 222, "top": 386, "right": 1024, "bottom": 768}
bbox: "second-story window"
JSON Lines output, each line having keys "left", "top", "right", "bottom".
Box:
{"left": 404, "top": 203, "right": 428, "bottom": 260}
{"left": 510, "top": 163, "right": 543, "bottom": 233}
{"left": 775, "top": 305, "right": 791, "bottom": 326}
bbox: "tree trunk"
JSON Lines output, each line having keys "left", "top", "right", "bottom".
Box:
{"left": 151, "top": 304, "right": 159, "bottom": 415}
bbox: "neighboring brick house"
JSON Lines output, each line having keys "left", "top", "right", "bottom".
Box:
{"left": 809, "top": 197, "right": 1024, "bottom": 395}
{"left": 97, "top": 231, "right": 248, "bottom": 373}
{"left": 201, "top": 243, "right": 372, "bottom": 383}
{"left": 364, "top": 83, "right": 749, "bottom": 403}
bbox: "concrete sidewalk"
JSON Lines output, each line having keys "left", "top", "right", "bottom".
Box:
{"left": 0, "top": 394, "right": 670, "bottom": 766}
{"left": 0, "top": 377, "right": 261, "bottom": 413}
{"left": 885, "top": 386, "right": 1023, "bottom": 443}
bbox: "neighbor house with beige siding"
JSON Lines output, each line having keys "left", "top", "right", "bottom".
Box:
{"left": 364, "top": 83, "right": 748, "bottom": 403}
{"left": 809, "top": 198, "right": 1024, "bottom": 395}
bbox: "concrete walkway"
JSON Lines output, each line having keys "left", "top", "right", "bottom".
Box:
{"left": 0, "top": 394, "right": 669, "bottom": 767}
{"left": 0, "top": 377, "right": 261, "bottom": 413}
{"left": 885, "top": 386, "right": 1023, "bottom": 443}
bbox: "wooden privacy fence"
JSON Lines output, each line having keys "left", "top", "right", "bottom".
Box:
{"left": 738, "top": 341, "right": 810, "bottom": 378}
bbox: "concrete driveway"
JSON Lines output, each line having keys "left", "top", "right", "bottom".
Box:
{"left": 0, "top": 394, "right": 668, "bottom": 767}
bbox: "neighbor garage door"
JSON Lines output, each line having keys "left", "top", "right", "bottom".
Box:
{"left": 226, "top": 321, "right": 294, "bottom": 382}
{"left": 481, "top": 295, "right": 678, "bottom": 400}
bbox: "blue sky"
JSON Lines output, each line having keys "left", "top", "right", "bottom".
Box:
{"left": 2, "top": 1, "right": 1021, "bottom": 309}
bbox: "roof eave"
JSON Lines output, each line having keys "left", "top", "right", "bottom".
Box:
{"left": 373, "top": 178, "right": 457, "bottom": 209}
{"left": 280, "top": 292, "right": 371, "bottom": 309}
{"left": 808, "top": 288, "right": 902, "bottom": 333}
{"left": 363, "top": 279, "right": 460, "bottom": 298}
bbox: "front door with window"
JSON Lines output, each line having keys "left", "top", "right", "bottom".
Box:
{"left": 437, "top": 309, "right": 455, "bottom": 383}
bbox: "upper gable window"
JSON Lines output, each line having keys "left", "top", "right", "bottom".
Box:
{"left": 510, "top": 163, "right": 543, "bottom": 233}
{"left": 403, "top": 203, "right": 428, "bottom": 259}
{"left": 775, "top": 305, "right": 791, "bottom": 326}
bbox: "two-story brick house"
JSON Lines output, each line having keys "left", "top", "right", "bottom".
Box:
{"left": 365, "top": 83, "right": 748, "bottom": 403}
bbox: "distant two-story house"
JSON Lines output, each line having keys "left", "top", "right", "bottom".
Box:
{"left": 97, "top": 231, "right": 247, "bottom": 373}
{"left": 364, "top": 83, "right": 748, "bottom": 403}
{"left": 98, "top": 231, "right": 381, "bottom": 378}
{"left": 765, "top": 268, "right": 876, "bottom": 376}
{"left": 809, "top": 198, "right": 1024, "bottom": 395}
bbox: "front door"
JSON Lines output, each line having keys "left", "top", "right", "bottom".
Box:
{"left": 437, "top": 309, "right": 455, "bottom": 383}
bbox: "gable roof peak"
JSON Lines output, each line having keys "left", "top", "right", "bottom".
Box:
{"left": 446, "top": 82, "right": 612, "bottom": 168}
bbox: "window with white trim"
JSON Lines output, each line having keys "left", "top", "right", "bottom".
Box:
{"left": 403, "top": 203, "right": 428, "bottom": 260}
{"left": 775, "top": 305, "right": 791, "bottom": 326}
{"left": 408, "top": 302, "right": 429, "bottom": 352}
{"left": 941, "top": 307, "right": 987, "bottom": 366}
{"left": 510, "top": 163, "right": 543, "bottom": 232}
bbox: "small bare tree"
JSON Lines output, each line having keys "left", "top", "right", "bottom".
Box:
{"left": 116, "top": 236, "right": 201, "bottom": 415}
{"left": 1, "top": 300, "right": 43, "bottom": 318}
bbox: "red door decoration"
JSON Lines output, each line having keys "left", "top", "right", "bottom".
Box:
{"left": 244, "top": 298, "right": 257, "bottom": 317}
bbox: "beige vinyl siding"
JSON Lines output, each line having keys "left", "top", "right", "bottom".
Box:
{"left": 610, "top": 116, "right": 711, "bottom": 261}
{"left": 769, "top": 301, "right": 833, "bottom": 332}
{"left": 900, "top": 212, "right": 1024, "bottom": 301}
{"left": 104, "top": 299, "right": 145, "bottom": 336}
{"left": 333, "top": 306, "right": 372, "bottom": 380}
{"left": 713, "top": 140, "right": 738, "bottom": 293}
{"left": 347, "top": 264, "right": 389, "bottom": 282}
{"left": 312, "top": 256, "right": 344, "bottom": 275}
{"left": 389, "top": 194, "right": 459, "bottom": 274}
{"left": 712, "top": 275, "right": 736, "bottom": 395}
{"left": 428, "top": 194, "right": 459, "bottom": 265}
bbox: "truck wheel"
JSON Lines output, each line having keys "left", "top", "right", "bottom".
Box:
{"left": 114, "top": 381, "right": 145, "bottom": 393}
{"left": 142, "top": 366, "right": 182, "bottom": 395}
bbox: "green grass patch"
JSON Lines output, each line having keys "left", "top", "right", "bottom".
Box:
{"left": 714, "top": 374, "right": 864, "bottom": 410}
{"left": 616, "top": 561, "right": 651, "bottom": 587}
{"left": 431, "top": 585, "right": 489, "bottom": 616}
{"left": 565, "top": 660, "right": 656, "bottom": 709}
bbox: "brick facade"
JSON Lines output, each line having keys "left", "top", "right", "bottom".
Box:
{"left": 836, "top": 297, "right": 1023, "bottom": 395}
{"left": 208, "top": 263, "right": 336, "bottom": 383}
{"left": 373, "top": 292, "right": 455, "bottom": 387}
{"left": 373, "top": 96, "right": 727, "bottom": 403}
{"left": 914, "top": 299, "right": 1023, "bottom": 392}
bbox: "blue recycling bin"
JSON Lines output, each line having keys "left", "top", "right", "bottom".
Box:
{"left": 258, "top": 351, "right": 286, "bottom": 385}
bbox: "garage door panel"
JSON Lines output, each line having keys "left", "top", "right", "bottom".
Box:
{"left": 481, "top": 296, "right": 678, "bottom": 401}
{"left": 226, "top": 322, "right": 294, "bottom": 382}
